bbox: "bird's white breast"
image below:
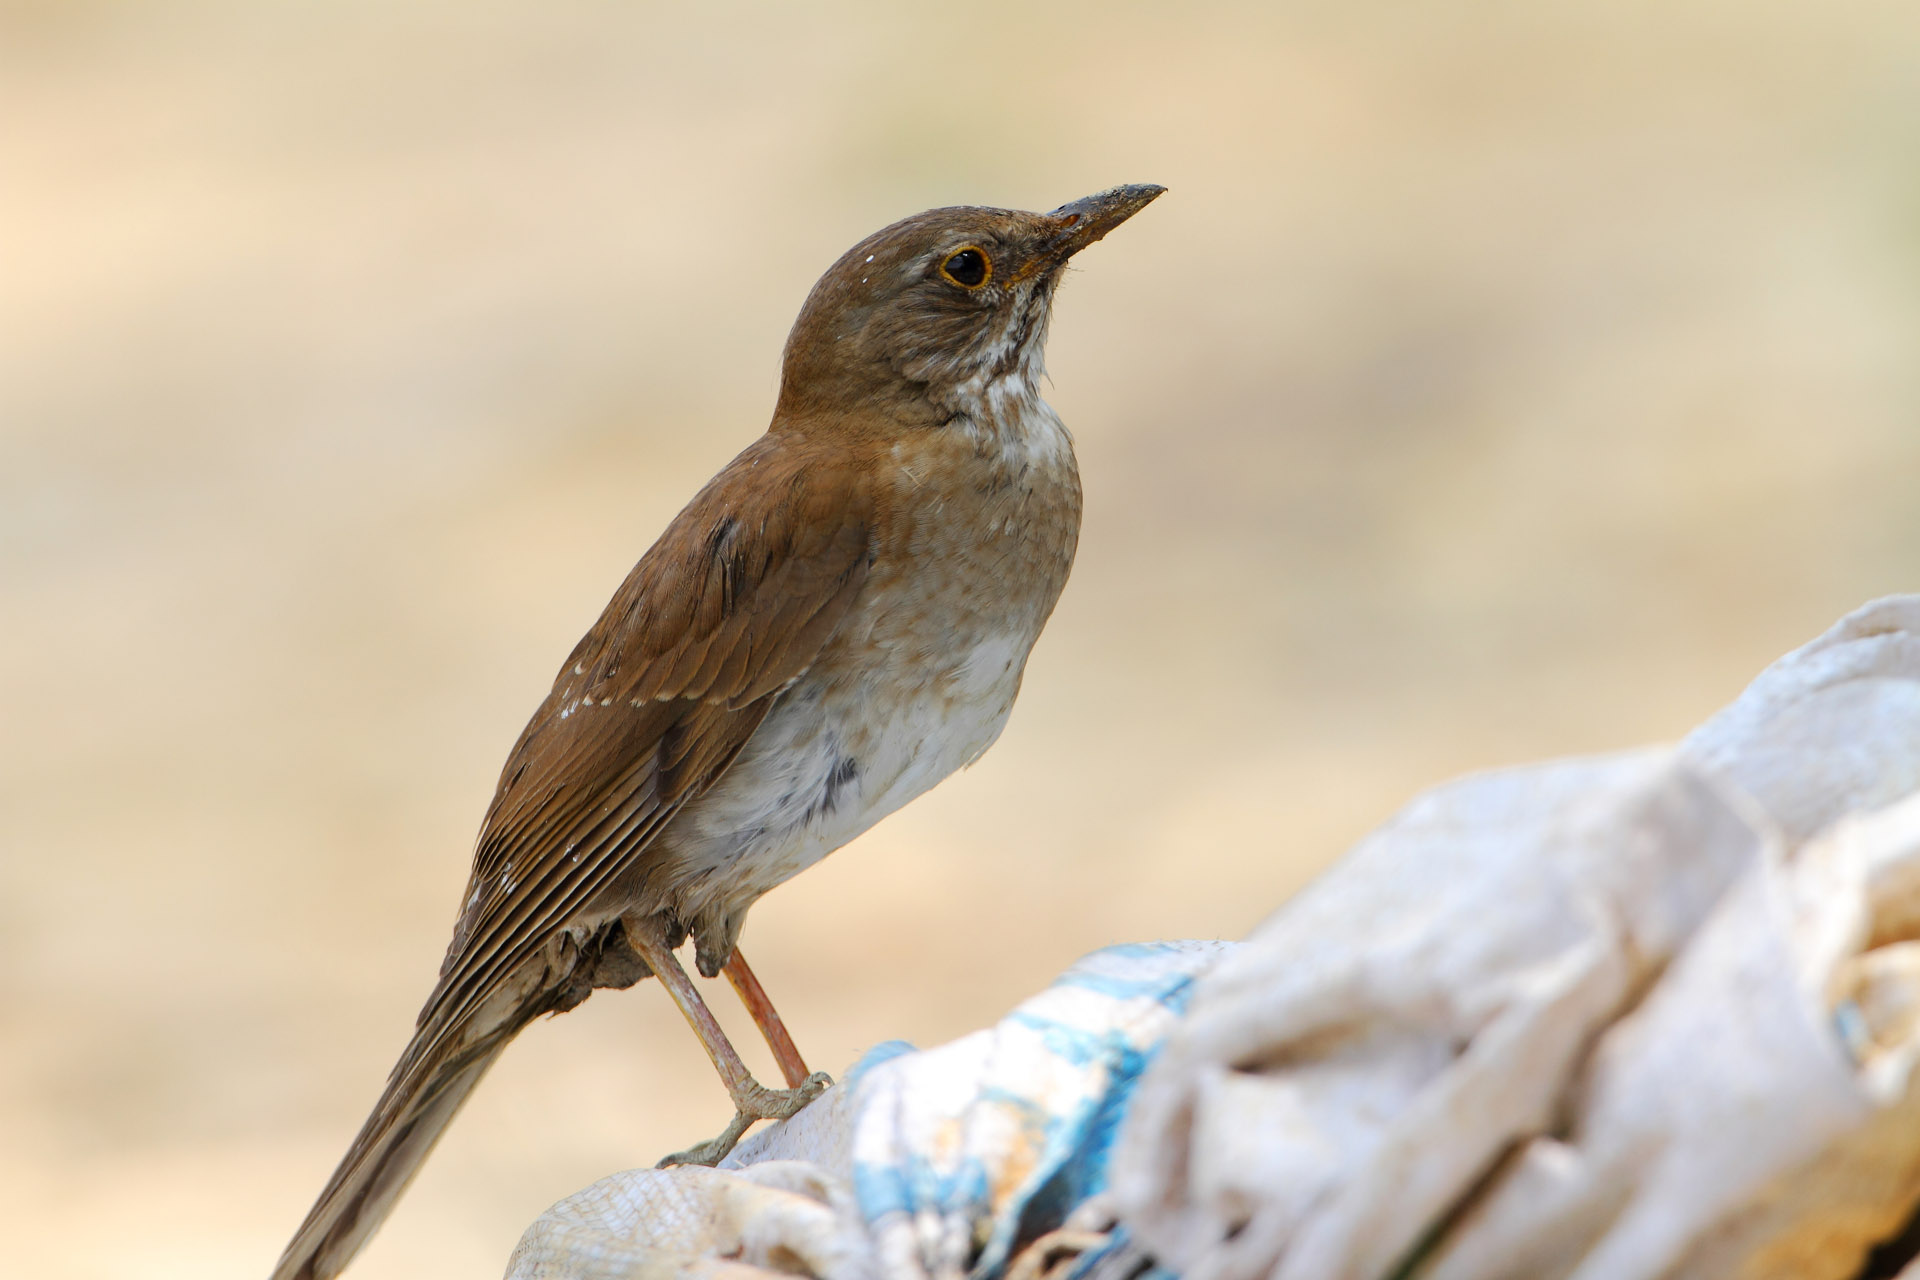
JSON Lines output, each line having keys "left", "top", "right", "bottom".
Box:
{"left": 665, "top": 624, "right": 1031, "bottom": 911}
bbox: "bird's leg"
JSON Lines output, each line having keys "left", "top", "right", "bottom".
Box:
{"left": 721, "top": 948, "right": 813, "bottom": 1089}
{"left": 624, "top": 923, "right": 829, "bottom": 1167}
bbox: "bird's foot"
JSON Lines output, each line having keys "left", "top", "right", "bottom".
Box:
{"left": 654, "top": 1111, "right": 756, "bottom": 1169}
{"left": 656, "top": 1071, "right": 833, "bottom": 1168}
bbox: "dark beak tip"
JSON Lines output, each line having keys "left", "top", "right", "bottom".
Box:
{"left": 1107, "top": 183, "right": 1168, "bottom": 217}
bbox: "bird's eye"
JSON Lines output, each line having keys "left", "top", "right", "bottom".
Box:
{"left": 940, "top": 247, "right": 991, "bottom": 289}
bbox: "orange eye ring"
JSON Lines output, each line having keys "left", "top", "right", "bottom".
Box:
{"left": 939, "top": 246, "right": 992, "bottom": 289}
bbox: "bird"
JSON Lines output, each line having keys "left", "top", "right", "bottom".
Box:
{"left": 271, "top": 182, "right": 1165, "bottom": 1280}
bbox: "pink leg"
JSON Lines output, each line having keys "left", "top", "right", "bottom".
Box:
{"left": 625, "top": 924, "right": 829, "bottom": 1165}
{"left": 723, "top": 949, "right": 811, "bottom": 1089}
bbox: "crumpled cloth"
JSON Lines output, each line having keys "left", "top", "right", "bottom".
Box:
{"left": 507, "top": 941, "right": 1230, "bottom": 1280}
{"left": 512, "top": 596, "right": 1920, "bottom": 1280}
{"left": 1110, "top": 595, "right": 1920, "bottom": 1280}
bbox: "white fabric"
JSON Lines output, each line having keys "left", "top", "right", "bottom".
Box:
{"left": 1683, "top": 595, "right": 1920, "bottom": 843}
{"left": 1417, "top": 794, "right": 1920, "bottom": 1280}
{"left": 1111, "top": 595, "right": 1920, "bottom": 1280}
{"left": 508, "top": 1161, "right": 873, "bottom": 1280}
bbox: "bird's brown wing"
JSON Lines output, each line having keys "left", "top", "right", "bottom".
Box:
{"left": 422, "top": 432, "right": 875, "bottom": 1039}
{"left": 274, "top": 435, "right": 875, "bottom": 1274}
{"left": 272, "top": 434, "right": 874, "bottom": 1280}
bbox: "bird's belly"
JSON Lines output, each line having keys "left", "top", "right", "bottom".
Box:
{"left": 659, "top": 626, "right": 1033, "bottom": 915}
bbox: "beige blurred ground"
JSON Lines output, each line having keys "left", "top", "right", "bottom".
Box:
{"left": 3, "top": 1, "right": 1918, "bottom": 1276}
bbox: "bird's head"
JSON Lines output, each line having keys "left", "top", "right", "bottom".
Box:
{"left": 775, "top": 184, "right": 1164, "bottom": 427}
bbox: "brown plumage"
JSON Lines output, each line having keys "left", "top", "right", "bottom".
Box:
{"left": 272, "top": 183, "right": 1163, "bottom": 1280}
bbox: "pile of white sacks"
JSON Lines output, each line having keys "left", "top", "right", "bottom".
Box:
{"left": 510, "top": 597, "right": 1920, "bottom": 1280}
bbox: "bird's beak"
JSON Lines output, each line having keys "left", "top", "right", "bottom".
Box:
{"left": 1020, "top": 184, "right": 1166, "bottom": 280}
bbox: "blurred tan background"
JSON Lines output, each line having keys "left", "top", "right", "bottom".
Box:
{"left": 3, "top": 0, "right": 1918, "bottom": 1275}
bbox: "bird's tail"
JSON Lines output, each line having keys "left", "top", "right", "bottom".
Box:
{"left": 271, "top": 919, "right": 652, "bottom": 1280}
{"left": 269, "top": 1001, "right": 518, "bottom": 1280}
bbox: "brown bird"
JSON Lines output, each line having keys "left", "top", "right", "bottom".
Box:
{"left": 271, "top": 183, "right": 1164, "bottom": 1280}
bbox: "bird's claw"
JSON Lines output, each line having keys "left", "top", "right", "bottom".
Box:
{"left": 656, "top": 1071, "right": 833, "bottom": 1168}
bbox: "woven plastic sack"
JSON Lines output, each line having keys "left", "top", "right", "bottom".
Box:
{"left": 1109, "top": 596, "right": 1920, "bottom": 1280}
{"left": 508, "top": 942, "right": 1229, "bottom": 1280}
